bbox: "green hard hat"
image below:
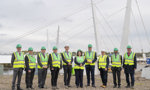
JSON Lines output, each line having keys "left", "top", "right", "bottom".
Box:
{"left": 41, "top": 46, "right": 46, "bottom": 50}
{"left": 114, "top": 48, "right": 118, "bottom": 51}
{"left": 53, "top": 46, "right": 58, "bottom": 50}
{"left": 127, "top": 45, "right": 132, "bottom": 49}
{"left": 28, "top": 47, "right": 33, "bottom": 51}
{"left": 16, "top": 44, "right": 22, "bottom": 48}
{"left": 77, "top": 49, "right": 82, "bottom": 52}
{"left": 88, "top": 44, "right": 92, "bottom": 48}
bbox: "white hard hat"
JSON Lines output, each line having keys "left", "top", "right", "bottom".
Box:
{"left": 64, "top": 44, "right": 69, "bottom": 47}
{"left": 101, "top": 49, "right": 106, "bottom": 52}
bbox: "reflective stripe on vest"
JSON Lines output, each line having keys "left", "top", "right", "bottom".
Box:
{"left": 27, "top": 54, "right": 36, "bottom": 69}
{"left": 63, "top": 52, "right": 72, "bottom": 65}
{"left": 13, "top": 52, "right": 24, "bottom": 68}
{"left": 38, "top": 53, "right": 48, "bottom": 69}
{"left": 85, "top": 51, "right": 95, "bottom": 65}
{"left": 124, "top": 52, "right": 135, "bottom": 65}
{"left": 111, "top": 54, "right": 121, "bottom": 67}
{"left": 51, "top": 53, "right": 61, "bottom": 68}
{"left": 98, "top": 55, "right": 107, "bottom": 69}
{"left": 74, "top": 56, "right": 85, "bottom": 70}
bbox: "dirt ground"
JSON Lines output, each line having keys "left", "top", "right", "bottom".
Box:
{"left": 0, "top": 71, "right": 150, "bottom": 90}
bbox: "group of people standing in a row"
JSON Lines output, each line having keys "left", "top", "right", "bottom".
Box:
{"left": 11, "top": 44, "right": 137, "bottom": 90}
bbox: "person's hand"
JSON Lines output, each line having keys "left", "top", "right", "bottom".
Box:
{"left": 43, "top": 66, "right": 47, "bottom": 69}
{"left": 105, "top": 68, "right": 107, "bottom": 71}
{"left": 28, "top": 70, "right": 31, "bottom": 73}
{"left": 80, "top": 64, "right": 82, "bottom": 67}
{"left": 134, "top": 68, "right": 136, "bottom": 70}
{"left": 51, "top": 68, "right": 54, "bottom": 70}
{"left": 68, "top": 62, "right": 71, "bottom": 65}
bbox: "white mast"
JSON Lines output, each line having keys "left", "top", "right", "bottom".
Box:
{"left": 120, "top": 0, "right": 132, "bottom": 55}
{"left": 47, "top": 29, "right": 49, "bottom": 52}
{"left": 56, "top": 26, "right": 60, "bottom": 47}
{"left": 91, "top": 0, "right": 100, "bottom": 54}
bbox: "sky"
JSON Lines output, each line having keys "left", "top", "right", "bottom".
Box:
{"left": 0, "top": 0, "right": 150, "bottom": 54}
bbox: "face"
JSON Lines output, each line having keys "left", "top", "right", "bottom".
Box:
{"left": 127, "top": 48, "right": 132, "bottom": 53}
{"left": 114, "top": 51, "right": 118, "bottom": 54}
{"left": 41, "top": 49, "right": 46, "bottom": 53}
{"left": 29, "top": 51, "right": 33, "bottom": 55}
{"left": 88, "top": 47, "right": 92, "bottom": 51}
{"left": 65, "top": 46, "right": 69, "bottom": 51}
{"left": 17, "top": 48, "right": 21, "bottom": 52}
{"left": 53, "top": 49, "right": 57, "bottom": 53}
{"left": 101, "top": 51, "right": 105, "bottom": 55}
{"left": 78, "top": 51, "right": 82, "bottom": 56}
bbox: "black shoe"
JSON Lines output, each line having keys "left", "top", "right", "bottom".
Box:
{"left": 30, "top": 87, "right": 34, "bottom": 89}
{"left": 113, "top": 85, "right": 117, "bottom": 88}
{"left": 76, "top": 86, "right": 79, "bottom": 88}
{"left": 68, "top": 85, "right": 71, "bottom": 87}
{"left": 17, "top": 87, "right": 23, "bottom": 90}
{"left": 92, "top": 85, "right": 96, "bottom": 88}
{"left": 80, "top": 86, "right": 83, "bottom": 88}
{"left": 118, "top": 85, "right": 121, "bottom": 88}
{"left": 125, "top": 85, "right": 130, "bottom": 88}
{"left": 85, "top": 84, "right": 90, "bottom": 87}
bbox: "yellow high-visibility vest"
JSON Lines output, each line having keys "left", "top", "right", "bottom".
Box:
{"left": 85, "top": 51, "right": 95, "bottom": 65}
{"left": 62, "top": 52, "right": 72, "bottom": 65}
{"left": 98, "top": 55, "right": 107, "bottom": 69}
{"left": 13, "top": 52, "right": 25, "bottom": 68}
{"left": 111, "top": 54, "right": 121, "bottom": 67}
{"left": 51, "top": 53, "right": 61, "bottom": 68}
{"left": 37, "top": 53, "right": 49, "bottom": 69}
{"left": 74, "top": 56, "right": 85, "bottom": 70}
{"left": 27, "top": 54, "right": 36, "bottom": 69}
{"left": 124, "top": 52, "right": 135, "bottom": 65}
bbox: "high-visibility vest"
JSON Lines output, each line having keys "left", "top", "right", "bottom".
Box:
{"left": 111, "top": 54, "right": 121, "bottom": 67}
{"left": 124, "top": 52, "right": 135, "bottom": 65}
{"left": 37, "top": 53, "right": 49, "bottom": 69}
{"left": 27, "top": 54, "right": 36, "bottom": 69}
{"left": 51, "top": 53, "right": 61, "bottom": 68}
{"left": 85, "top": 51, "right": 95, "bottom": 65}
{"left": 74, "top": 56, "right": 85, "bottom": 70}
{"left": 98, "top": 55, "right": 107, "bottom": 69}
{"left": 62, "top": 52, "right": 72, "bottom": 65}
{"left": 13, "top": 52, "right": 25, "bottom": 68}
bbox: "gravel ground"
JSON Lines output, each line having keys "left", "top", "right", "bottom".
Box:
{"left": 0, "top": 71, "right": 150, "bottom": 90}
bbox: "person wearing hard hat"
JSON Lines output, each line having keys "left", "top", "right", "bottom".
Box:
{"left": 11, "top": 44, "right": 24, "bottom": 90}
{"left": 123, "top": 45, "right": 137, "bottom": 89}
{"left": 49, "top": 46, "right": 62, "bottom": 90}
{"left": 98, "top": 49, "right": 109, "bottom": 88}
{"left": 37, "top": 46, "right": 49, "bottom": 89}
{"left": 111, "top": 48, "right": 122, "bottom": 88}
{"left": 61, "top": 45, "right": 73, "bottom": 89}
{"left": 25, "top": 47, "right": 36, "bottom": 89}
{"left": 85, "top": 44, "right": 97, "bottom": 87}
{"left": 74, "top": 49, "right": 87, "bottom": 88}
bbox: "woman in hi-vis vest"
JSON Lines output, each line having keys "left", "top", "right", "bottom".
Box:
{"left": 74, "top": 49, "right": 87, "bottom": 88}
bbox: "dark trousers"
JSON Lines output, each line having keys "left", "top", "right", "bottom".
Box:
{"left": 12, "top": 68, "right": 23, "bottom": 89}
{"left": 75, "top": 69, "right": 83, "bottom": 87}
{"left": 85, "top": 65, "right": 95, "bottom": 85}
{"left": 99, "top": 68, "right": 108, "bottom": 86}
{"left": 125, "top": 73, "right": 135, "bottom": 86}
{"left": 63, "top": 65, "right": 72, "bottom": 86}
{"left": 51, "top": 67, "right": 60, "bottom": 87}
{"left": 25, "top": 69, "right": 35, "bottom": 88}
{"left": 111, "top": 67, "right": 121, "bottom": 86}
{"left": 38, "top": 69, "right": 47, "bottom": 88}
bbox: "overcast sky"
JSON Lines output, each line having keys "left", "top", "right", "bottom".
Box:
{"left": 0, "top": 0, "right": 150, "bottom": 54}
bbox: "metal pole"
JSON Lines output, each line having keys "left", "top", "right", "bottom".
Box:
{"left": 91, "top": 0, "right": 100, "bottom": 53}
{"left": 120, "top": 0, "right": 132, "bottom": 55}
{"left": 56, "top": 26, "right": 60, "bottom": 48}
